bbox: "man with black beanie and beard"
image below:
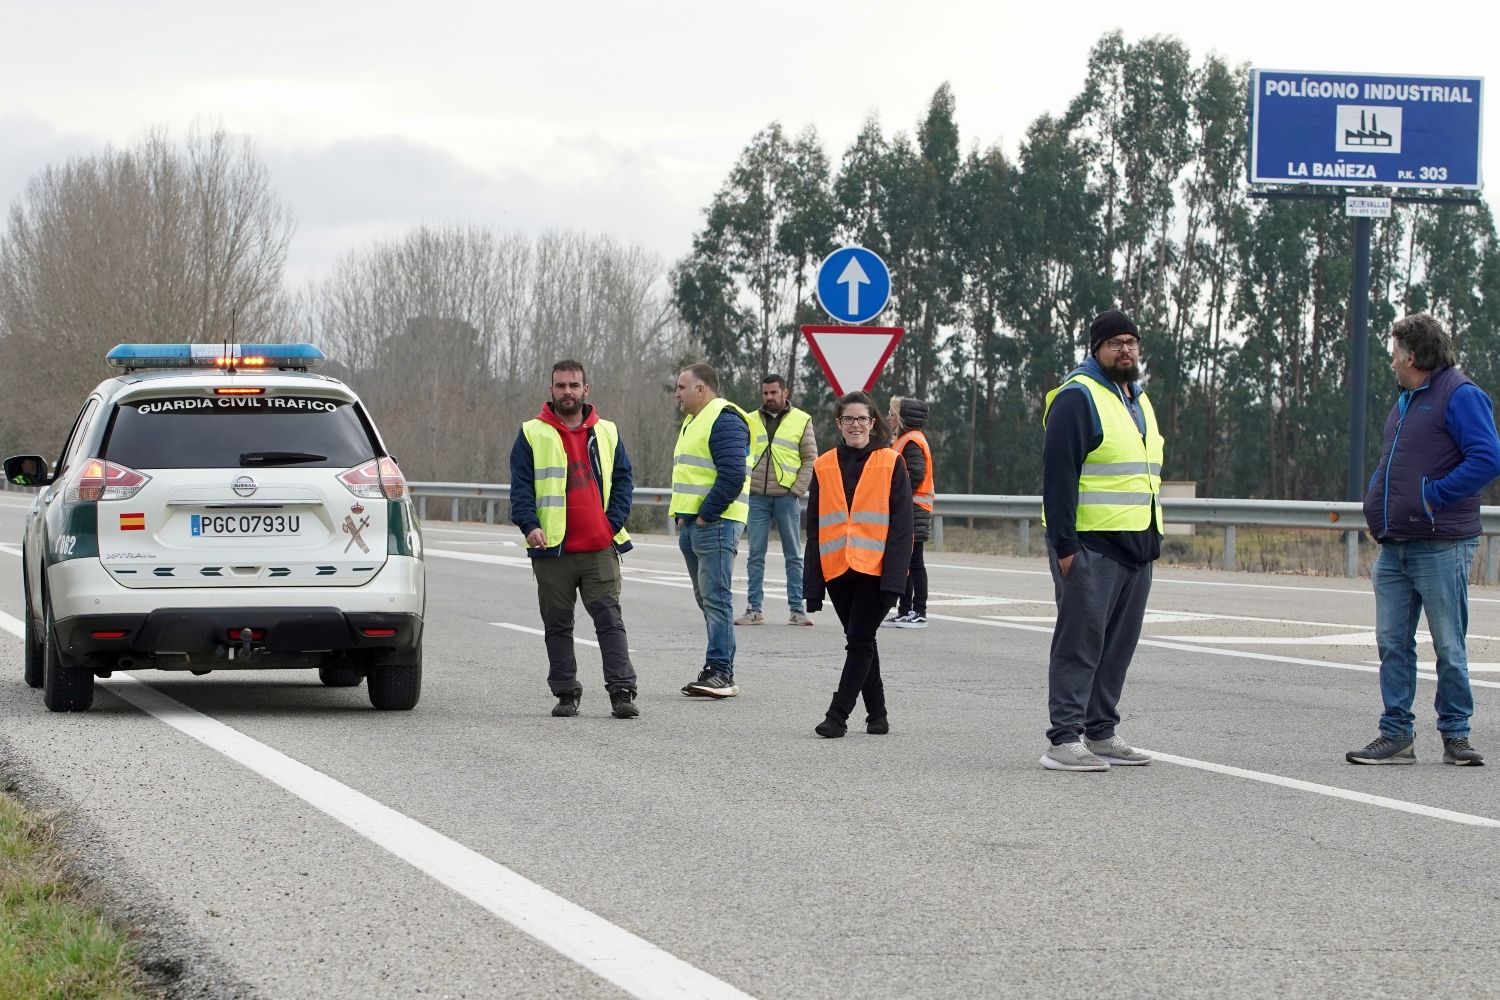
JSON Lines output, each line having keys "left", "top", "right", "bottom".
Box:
{"left": 1038, "top": 309, "right": 1163, "bottom": 772}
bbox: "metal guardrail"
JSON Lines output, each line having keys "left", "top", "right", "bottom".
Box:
{"left": 408, "top": 482, "right": 1500, "bottom": 583}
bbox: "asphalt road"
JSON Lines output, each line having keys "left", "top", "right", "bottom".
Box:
{"left": 4, "top": 494, "right": 1500, "bottom": 999}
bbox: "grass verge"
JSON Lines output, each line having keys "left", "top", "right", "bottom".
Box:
{"left": 0, "top": 790, "right": 152, "bottom": 999}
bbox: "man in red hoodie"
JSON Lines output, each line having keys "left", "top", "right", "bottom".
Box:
{"left": 509, "top": 360, "right": 638, "bottom": 718}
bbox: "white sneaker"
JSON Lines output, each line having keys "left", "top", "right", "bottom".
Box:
{"left": 1040, "top": 741, "right": 1110, "bottom": 772}
{"left": 1084, "top": 735, "right": 1151, "bottom": 765}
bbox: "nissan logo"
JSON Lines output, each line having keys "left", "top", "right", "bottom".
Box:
{"left": 232, "top": 475, "right": 258, "bottom": 497}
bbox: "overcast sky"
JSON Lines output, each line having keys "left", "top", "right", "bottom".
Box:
{"left": 1, "top": 1, "right": 1493, "bottom": 286}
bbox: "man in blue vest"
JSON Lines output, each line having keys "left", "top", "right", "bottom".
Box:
{"left": 510, "top": 360, "right": 639, "bottom": 719}
{"left": 1350, "top": 314, "right": 1500, "bottom": 766}
{"left": 1040, "top": 310, "right": 1162, "bottom": 772}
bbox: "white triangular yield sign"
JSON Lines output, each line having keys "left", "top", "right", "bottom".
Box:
{"left": 801, "top": 325, "right": 905, "bottom": 396}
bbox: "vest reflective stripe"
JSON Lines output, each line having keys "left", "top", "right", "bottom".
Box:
{"left": 1042, "top": 376, "right": 1164, "bottom": 533}
{"left": 749, "top": 407, "right": 812, "bottom": 488}
{"left": 520, "top": 418, "right": 631, "bottom": 550}
{"left": 668, "top": 397, "right": 750, "bottom": 523}
{"left": 893, "top": 430, "right": 935, "bottom": 511}
{"left": 814, "top": 448, "right": 897, "bottom": 580}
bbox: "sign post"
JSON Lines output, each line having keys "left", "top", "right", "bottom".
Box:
{"left": 1248, "top": 68, "right": 1484, "bottom": 502}
{"left": 804, "top": 246, "right": 904, "bottom": 396}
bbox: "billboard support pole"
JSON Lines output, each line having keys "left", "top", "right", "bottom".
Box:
{"left": 1348, "top": 215, "right": 1372, "bottom": 502}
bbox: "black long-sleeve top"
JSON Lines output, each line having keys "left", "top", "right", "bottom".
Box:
{"left": 802, "top": 439, "right": 914, "bottom": 612}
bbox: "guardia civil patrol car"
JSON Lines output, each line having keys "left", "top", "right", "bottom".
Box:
{"left": 3, "top": 344, "right": 425, "bottom": 712}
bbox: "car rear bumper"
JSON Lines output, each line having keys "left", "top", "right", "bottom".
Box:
{"left": 54, "top": 609, "right": 423, "bottom": 661}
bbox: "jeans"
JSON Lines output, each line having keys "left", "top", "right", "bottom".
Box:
{"left": 899, "top": 541, "right": 927, "bottom": 616}
{"left": 1373, "top": 537, "right": 1479, "bottom": 740}
{"left": 745, "top": 493, "right": 804, "bottom": 612}
{"left": 678, "top": 517, "right": 744, "bottom": 676}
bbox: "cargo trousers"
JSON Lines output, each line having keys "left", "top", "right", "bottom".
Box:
{"left": 533, "top": 548, "right": 637, "bottom": 695}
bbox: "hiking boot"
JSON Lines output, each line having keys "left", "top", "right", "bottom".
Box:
{"left": 551, "top": 689, "right": 582, "bottom": 718}
{"left": 1040, "top": 741, "right": 1110, "bottom": 772}
{"left": 734, "top": 608, "right": 765, "bottom": 625}
{"left": 893, "top": 612, "right": 928, "bottom": 629}
{"left": 788, "top": 610, "right": 813, "bottom": 626}
{"left": 1443, "top": 736, "right": 1485, "bottom": 766}
{"left": 609, "top": 688, "right": 639, "bottom": 719}
{"left": 866, "top": 715, "right": 889, "bottom": 735}
{"left": 681, "top": 669, "right": 713, "bottom": 696}
{"left": 685, "top": 671, "right": 739, "bottom": 698}
{"left": 815, "top": 716, "right": 847, "bottom": 738}
{"left": 1346, "top": 734, "right": 1415, "bottom": 764}
{"left": 1084, "top": 735, "right": 1151, "bottom": 765}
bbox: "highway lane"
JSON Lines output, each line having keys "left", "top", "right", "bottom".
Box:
{"left": 4, "top": 496, "right": 1500, "bottom": 998}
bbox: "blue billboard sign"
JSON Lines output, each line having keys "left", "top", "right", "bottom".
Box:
{"left": 1249, "top": 69, "right": 1483, "bottom": 190}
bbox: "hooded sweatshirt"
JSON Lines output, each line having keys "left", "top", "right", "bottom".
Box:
{"left": 509, "top": 402, "right": 631, "bottom": 555}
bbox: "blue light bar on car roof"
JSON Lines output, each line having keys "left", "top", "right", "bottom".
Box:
{"left": 105, "top": 343, "right": 327, "bottom": 371}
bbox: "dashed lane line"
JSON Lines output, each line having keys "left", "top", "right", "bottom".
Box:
{"left": 0, "top": 618, "right": 757, "bottom": 1000}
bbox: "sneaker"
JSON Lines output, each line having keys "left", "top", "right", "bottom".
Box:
{"left": 609, "top": 688, "right": 639, "bottom": 719}
{"left": 1040, "top": 741, "right": 1110, "bottom": 772}
{"left": 815, "top": 716, "right": 846, "bottom": 738}
{"left": 879, "top": 609, "right": 903, "bottom": 628}
{"left": 551, "top": 689, "right": 581, "bottom": 718}
{"left": 681, "top": 669, "right": 713, "bottom": 697}
{"left": 1443, "top": 736, "right": 1485, "bottom": 766}
{"left": 893, "top": 613, "right": 928, "bottom": 629}
{"left": 1084, "top": 735, "right": 1151, "bottom": 765}
{"left": 733, "top": 608, "right": 765, "bottom": 625}
{"left": 788, "top": 610, "right": 813, "bottom": 626}
{"left": 685, "top": 671, "right": 739, "bottom": 698}
{"left": 1346, "top": 734, "right": 1416, "bottom": 764}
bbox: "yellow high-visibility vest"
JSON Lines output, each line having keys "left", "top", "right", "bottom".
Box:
{"left": 520, "top": 418, "right": 632, "bottom": 549}
{"left": 668, "top": 397, "right": 750, "bottom": 523}
{"left": 748, "top": 406, "right": 812, "bottom": 489}
{"left": 1042, "top": 375, "right": 1164, "bottom": 533}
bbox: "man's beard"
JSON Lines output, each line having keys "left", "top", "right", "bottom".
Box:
{"left": 553, "top": 395, "right": 582, "bottom": 416}
{"left": 1100, "top": 357, "right": 1138, "bottom": 384}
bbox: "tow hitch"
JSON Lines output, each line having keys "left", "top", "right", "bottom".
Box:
{"left": 217, "top": 627, "right": 266, "bottom": 662}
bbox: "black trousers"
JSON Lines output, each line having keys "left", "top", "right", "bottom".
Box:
{"left": 899, "top": 541, "right": 927, "bottom": 616}
{"left": 825, "top": 572, "right": 896, "bottom": 722}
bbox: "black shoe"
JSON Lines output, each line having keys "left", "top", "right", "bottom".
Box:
{"left": 1443, "top": 736, "right": 1485, "bottom": 766}
{"left": 815, "top": 716, "right": 847, "bottom": 738}
{"left": 551, "top": 689, "right": 582, "bottom": 718}
{"left": 685, "top": 671, "right": 739, "bottom": 698}
{"left": 609, "top": 688, "right": 639, "bottom": 719}
{"left": 1346, "top": 734, "right": 1415, "bottom": 764}
{"left": 866, "top": 716, "right": 889, "bottom": 735}
{"left": 681, "top": 669, "right": 712, "bottom": 697}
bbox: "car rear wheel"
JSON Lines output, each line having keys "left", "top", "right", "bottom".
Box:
{"left": 318, "top": 663, "right": 363, "bottom": 687}
{"left": 42, "top": 597, "right": 94, "bottom": 712}
{"left": 367, "top": 647, "right": 421, "bottom": 710}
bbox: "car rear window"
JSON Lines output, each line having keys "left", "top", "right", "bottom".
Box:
{"left": 101, "top": 396, "right": 379, "bottom": 469}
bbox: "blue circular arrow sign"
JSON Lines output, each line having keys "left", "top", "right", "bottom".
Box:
{"left": 815, "top": 246, "right": 891, "bottom": 324}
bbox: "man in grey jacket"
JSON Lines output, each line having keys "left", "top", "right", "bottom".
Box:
{"left": 736, "top": 373, "right": 818, "bottom": 626}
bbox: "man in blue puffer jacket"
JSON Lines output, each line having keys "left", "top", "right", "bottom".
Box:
{"left": 1350, "top": 313, "right": 1500, "bottom": 766}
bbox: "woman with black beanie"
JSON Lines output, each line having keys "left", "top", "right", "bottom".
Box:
{"left": 802, "top": 390, "right": 914, "bottom": 737}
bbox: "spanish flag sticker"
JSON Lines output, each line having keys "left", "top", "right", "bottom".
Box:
{"left": 120, "top": 513, "right": 146, "bottom": 531}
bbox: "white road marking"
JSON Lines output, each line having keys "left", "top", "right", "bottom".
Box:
{"left": 0, "top": 543, "right": 21, "bottom": 557}
{"left": 1169, "top": 631, "right": 1387, "bottom": 646}
{"left": 0, "top": 609, "right": 25, "bottom": 635}
{"left": 1363, "top": 661, "right": 1500, "bottom": 673}
{"left": 0, "top": 616, "right": 755, "bottom": 999}
{"left": 1142, "top": 748, "right": 1500, "bottom": 828}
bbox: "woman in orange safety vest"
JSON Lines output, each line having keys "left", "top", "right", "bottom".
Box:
{"left": 802, "top": 390, "right": 915, "bottom": 738}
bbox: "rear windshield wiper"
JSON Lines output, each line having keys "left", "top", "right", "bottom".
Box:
{"left": 239, "top": 451, "right": 328, "bottom": 466}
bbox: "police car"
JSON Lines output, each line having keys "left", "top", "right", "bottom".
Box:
{"left": 3, "top": 344, "right": 425, "bottom": 712}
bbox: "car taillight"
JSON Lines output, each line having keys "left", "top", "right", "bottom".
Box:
{"left": 337, "top": 457, "right": 406, "bottom": 500}
{"left": 69, "top": 460, "right": 152, "bottom": 502}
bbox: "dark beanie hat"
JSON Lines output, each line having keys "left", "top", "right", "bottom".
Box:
{"left": 898, "top": 397, "right": 929, "bottom": 429}
{"left": 1088, "top": 309, "right": 1139, "bottom": 354}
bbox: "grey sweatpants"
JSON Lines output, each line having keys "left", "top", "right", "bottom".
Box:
{"left": 1045, "top": 544, "right": 1152, "bottom": 745}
